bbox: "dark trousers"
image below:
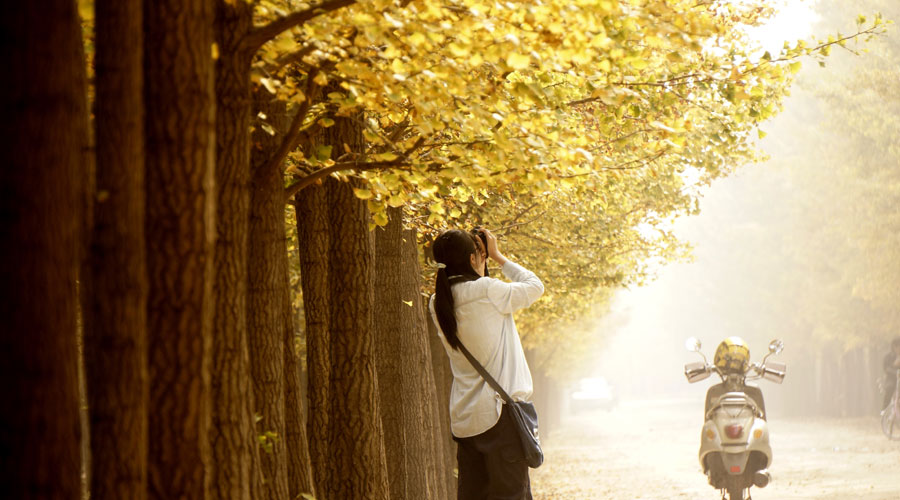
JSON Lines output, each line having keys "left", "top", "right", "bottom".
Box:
{"left": 885, "top": 382, "right": 897, "bottom": 410}
{"left": 454, "top": 405, "right": 532, "bottom": 500}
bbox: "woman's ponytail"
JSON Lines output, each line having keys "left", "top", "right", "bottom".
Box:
{"left": 433, "top": 267, "right": 460, "bottom": 349}
{"left": 432, "top": 229, "right": 481, "bottom": 350}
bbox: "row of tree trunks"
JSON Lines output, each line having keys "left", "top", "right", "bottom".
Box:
{"left": 143, "top": 1, "right": 217, "bottom": 499}
{"left": 0, "top": 1, "right": 88, "bottom": 497}
{"left": 769, "top": 343, "right": 886, "bottom": 418}
{"left": 210, "top": 3, "right": 261, "bottom": 500}
{"left": 85, "top": 0, "right": 148, "bottom": 498}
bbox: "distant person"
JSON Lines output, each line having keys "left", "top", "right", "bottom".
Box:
{"left": 429, "top": 228, "right": 544, "bottom": 500}
{"left": 883, "top": 337, "right": 900, "bottom": 410}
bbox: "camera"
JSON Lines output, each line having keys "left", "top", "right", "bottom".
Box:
{"left": 471, "top": 227, "right": 488, "bottom": 252}
{"left": 470, "top": 228, "right": 490, "bottom": 277}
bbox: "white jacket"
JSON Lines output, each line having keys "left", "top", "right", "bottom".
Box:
{"left": 429, "top": 261, "right": 544, "bottom": 438}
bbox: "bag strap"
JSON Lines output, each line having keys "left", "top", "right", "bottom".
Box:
{"left": 456, "top": 340, "right": 515, "bottom": 405}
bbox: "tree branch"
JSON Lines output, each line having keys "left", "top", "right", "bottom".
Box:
{"left": 254, "top": 68, "right": 324, "bottom": 182}
{"left": 246, "top": 0, "right": 356, "bottom": 52}
{"left": 285, "top": 136, "right": 427, "bottom": 199}
{"left": 284, "top": 160, "right": 412, "bottom": 199}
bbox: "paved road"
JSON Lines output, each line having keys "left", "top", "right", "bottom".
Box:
{"left": 530, "top": 399, "right": 900, "bottom": 499}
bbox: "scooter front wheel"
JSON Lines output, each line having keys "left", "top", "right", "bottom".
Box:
{"left": 882, "top": 407, "right": 899, "bottom": 440}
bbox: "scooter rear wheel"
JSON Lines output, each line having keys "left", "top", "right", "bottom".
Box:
{"left": 726, "top": 485, "right": 745, "bottom": 500}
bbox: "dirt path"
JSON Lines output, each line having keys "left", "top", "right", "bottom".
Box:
{"left": 530, "top": 399, "right": 900, "bottom": 499}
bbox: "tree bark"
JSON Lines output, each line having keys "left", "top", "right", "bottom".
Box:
{"left": 427, "top": 310, "right": 458, "bottom": 498}
{"left": 323, "top": 114, "right": 390, "bottom": 499}
{"left": 281, "top": 232, "right": 316, "bottom": 498}
{"left": 400, "top": 227, "right": 447, "bottom": 500}
{"left": 143, "top": 1, "right": 216, "bottom": 498}
{"left": 374, "top": 208, "right": 410, "bottom": 500}
{"left": 247, "top": 93, "right": 291, "bottom": 500}
{"left": 0, "top": 1, "right": 87, "bottom": 497}
{"left": 293, "top": 181, "right": 332, "bottom": 495}
{"left": 249, "top": 90, "right": 317, "bottom": 499}
{"left": 85, "top": 0, "right": 148, "bottom": 498}
{"left": 211, "top": 3, "right": 261, "bottom": 499}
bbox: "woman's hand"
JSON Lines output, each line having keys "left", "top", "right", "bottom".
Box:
{"left": 479, "top": 228, "right": 507, "bottom": 266}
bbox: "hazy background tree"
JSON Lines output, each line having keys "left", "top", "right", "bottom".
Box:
{"left": 581, "top": 0, "right": 897, "bottom": 418}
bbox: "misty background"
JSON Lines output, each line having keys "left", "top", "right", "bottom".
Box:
{"left": 578, "top": 0, "right": 899, "bottom": 419}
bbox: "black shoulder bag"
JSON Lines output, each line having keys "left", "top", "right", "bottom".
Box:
{"left": 456, "top": 341, "right": 543, "bottom": 468}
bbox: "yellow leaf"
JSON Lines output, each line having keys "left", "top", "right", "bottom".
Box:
{"left": 274, "top": 36, "right": 297, "bottom": 53}
{"left": 408, "top": 32, "right": 427, "bottom": 47}
{"left": 260, "top": 77, "right": 278, "bottom": 94}
{"left": 353, "top": 188, "right": 373, "bottom": 200}
{"left": 506, "top": 53, "right": 530, "bottom": 70}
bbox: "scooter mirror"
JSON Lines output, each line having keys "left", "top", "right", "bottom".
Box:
{"left": 685, "top": 362, "right": 711, "bottom": 383}
{"left": 768, "top": 339, "right": 784, "bottom": 355}
{"left": 685, "top": 337, "right": 702, "bottom": 352}
{"left": 762, "top": 361, "right": 786, "bottom": 383}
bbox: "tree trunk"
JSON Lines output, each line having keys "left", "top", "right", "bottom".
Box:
{"left": 293, "top": 181, "right": 331, "bottom": 495}
{"left": 247, "top": 94, "right": 291, "bottom": 500}
{"left": 249, "top": 89, "right": 317, "bottom": 499}
{"left": 144, "top": 1, "right": 216, "bottom": 498}
{"left": 324, "top": 114, "right": 390, "bottom": 498}
{"left": 0, "top": 1, "right": 87, "bottom": 497}
{"left": 427, "top": 310, "right": 458, "bottom": 498}
{"left": 85, "top": 0, "right": 147, "bottom": 498}
{"left": 374, "top": 208, "right": 410, "bottom": 500}
{"left": 282, "top": 236, "right": 316, "bottom": 498}
{"left": 399, "top": 226, "right": 445, "bottom": 499}
{"left": 211, "top": 3, "right": 261, "bottom": 499}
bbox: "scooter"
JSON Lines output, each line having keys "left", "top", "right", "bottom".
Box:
{"left": 684, "top": 338, "right": 786, "bottom": 500}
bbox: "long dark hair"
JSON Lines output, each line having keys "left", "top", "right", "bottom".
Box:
{"left": 432, "top": 229, "right": 482, "bottom": 350}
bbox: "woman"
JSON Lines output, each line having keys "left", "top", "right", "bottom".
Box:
{"left": 429, "top": 228, "right": 544, "bottom": 500}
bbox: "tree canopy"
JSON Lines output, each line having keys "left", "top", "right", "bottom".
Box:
{"left": 240, "top": 0, "right": 887, "bottom": 377}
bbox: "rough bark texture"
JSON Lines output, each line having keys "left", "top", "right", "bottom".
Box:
{"left": 0, "top": 1, "right": 87, "bottom": 497}
{"left": 400, "top": 227, "right": 447, "bottom": 500}
{"left": 428, "top": 312, "right": 459, "bottom": 498}
{"left": 249, "top": 91, "right": 317, "bottom": 499}
{"left": 374, "top": 208, "right": 410, "bottom": 500}
{"left": 293, "top": 181, "right": 332, "bottom": 495}
{"left": 85, "top": 0, "right": 148, "bottom": 498}
{"left": 281, "top": 235, "right": 317, "bottom": 498}
{"left": 324, "top": 114, "right": 389, "bottom": 499}
{"left": 144, "top": 1, "right": 216, "bottom": 498}
{"left": 211, "top": 3, "right": 261, "bottom": 499}
{"left": 247, "top": 95, "right": 291, "bottom": 500}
